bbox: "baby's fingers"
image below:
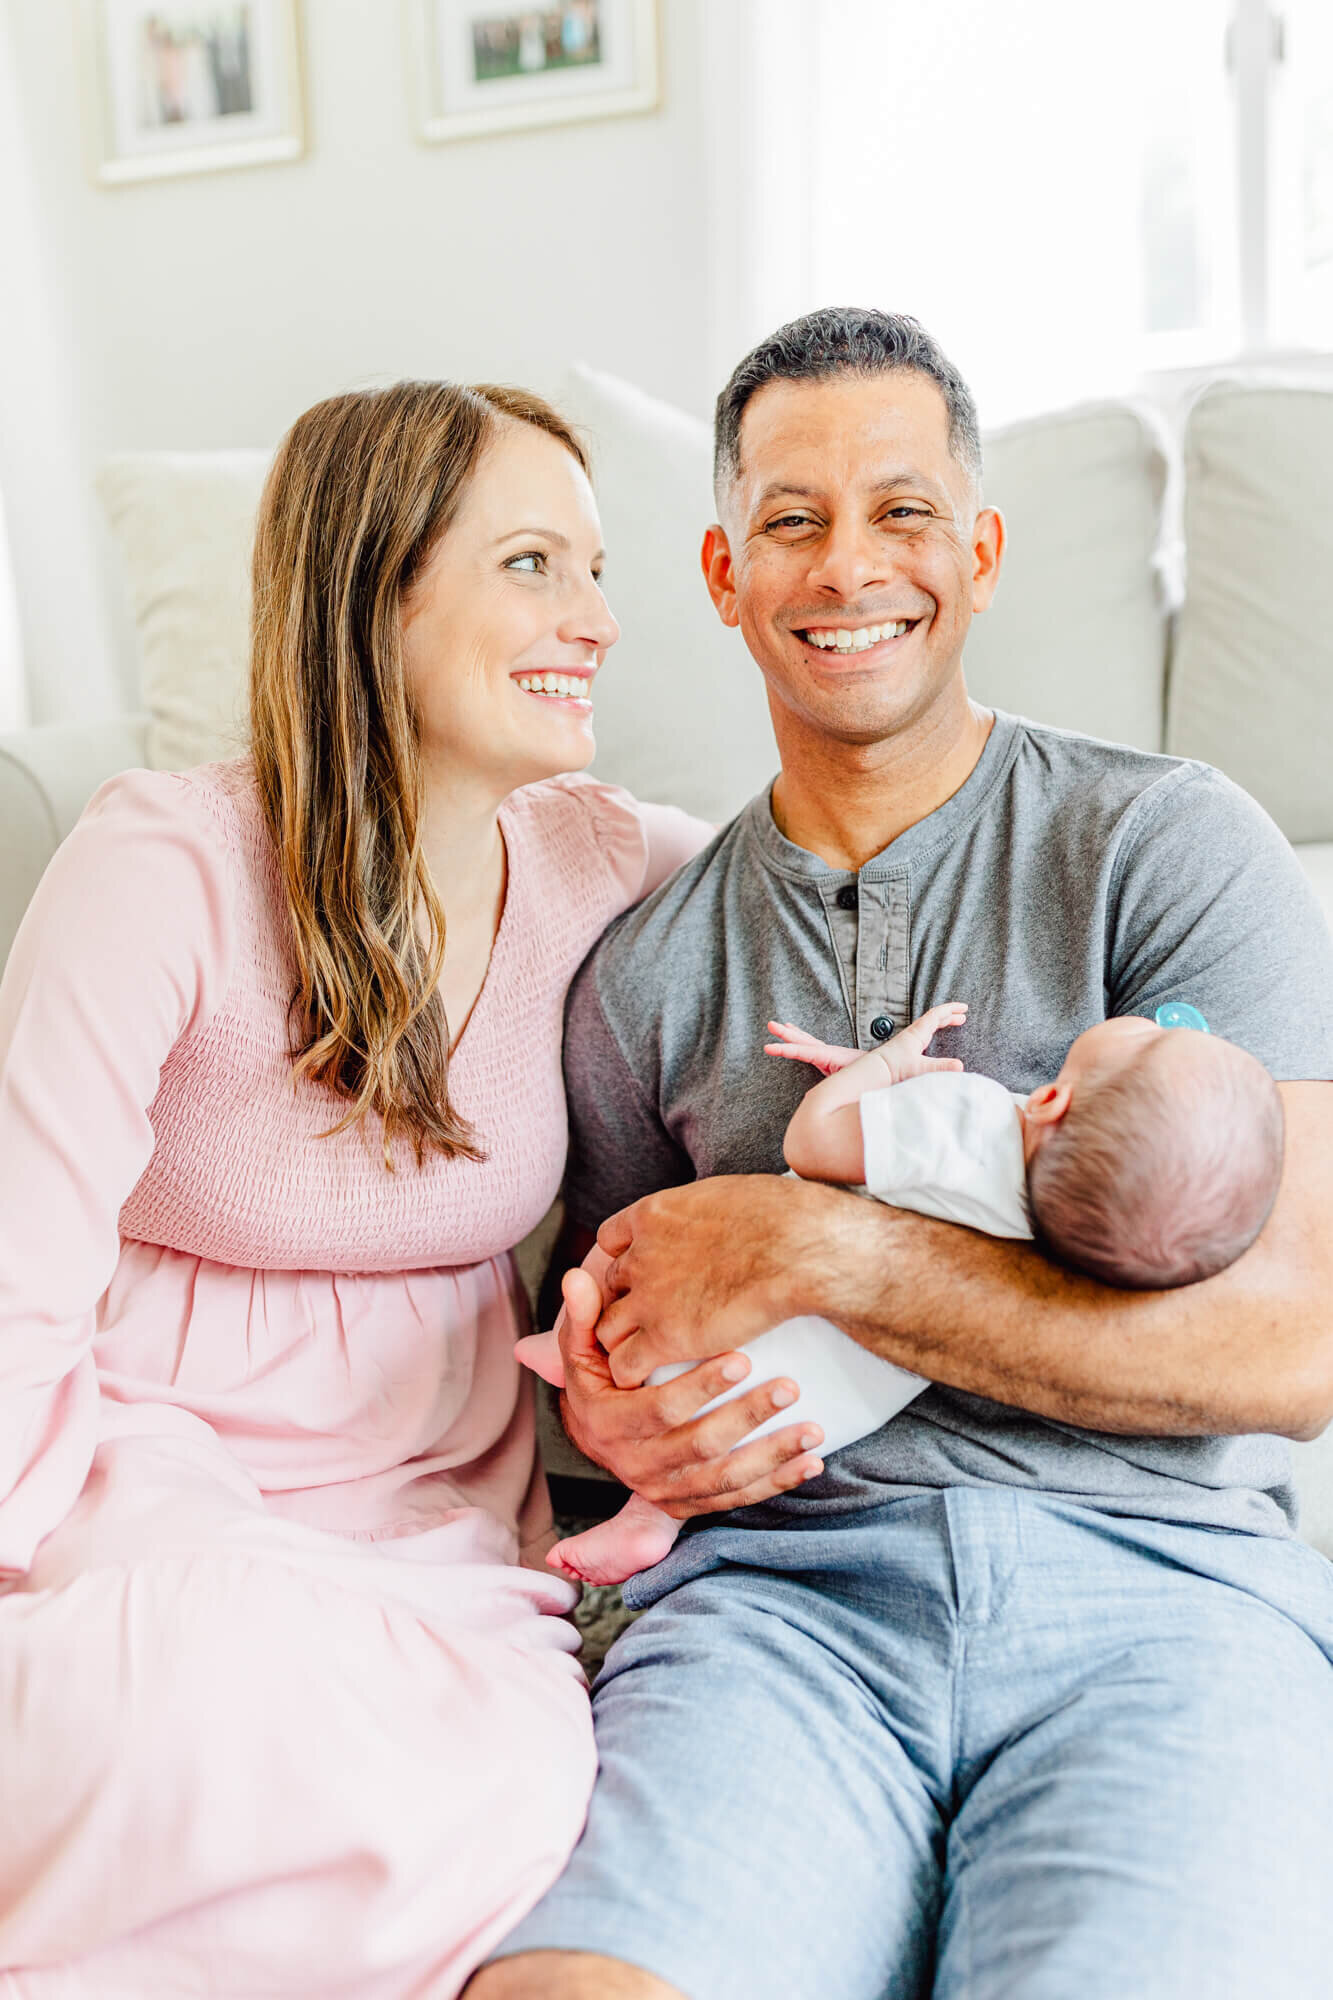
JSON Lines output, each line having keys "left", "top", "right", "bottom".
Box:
{"left": 912, "top": 1000, "right": 969, "bottom": 1039}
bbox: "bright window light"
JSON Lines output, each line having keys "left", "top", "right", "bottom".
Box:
{"left": 732, "top": 1, "right": 1330, "bottom": 425}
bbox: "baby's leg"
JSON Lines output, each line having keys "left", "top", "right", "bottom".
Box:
{"left": 546, "top": 1494, "right": 681, "bottom": 1588}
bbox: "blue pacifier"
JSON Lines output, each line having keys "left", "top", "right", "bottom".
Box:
{"left": 1154, "top": 1001, "right": 1210, "bottom": 1033}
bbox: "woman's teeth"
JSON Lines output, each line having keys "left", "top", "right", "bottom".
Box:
{"left": 801, "top": 621, "right": 911, "bottom": 652}
{"left": 515, "top": 673, "right": 592, "bottom": 699}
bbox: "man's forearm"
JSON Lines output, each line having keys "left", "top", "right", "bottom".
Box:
{"left": 590, "top": 1086, "right": 1333, "bottom": 1447}
{"left": 793, "top": 1186, "right": 1330, "bottom": 1441}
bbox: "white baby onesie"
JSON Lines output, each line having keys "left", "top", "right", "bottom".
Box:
{"left": 650, "top": 1072, "right": 1032, "bottom": 1456}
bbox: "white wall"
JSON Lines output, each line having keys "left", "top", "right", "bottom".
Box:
{"left": 4, "top": 0, "right": 715, "bottom": 711}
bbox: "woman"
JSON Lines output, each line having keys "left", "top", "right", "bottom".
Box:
{"left": 0, "top": 382, "right": 722, "bottom": 1996}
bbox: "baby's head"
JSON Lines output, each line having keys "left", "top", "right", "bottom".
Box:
{"left": 1023, "top": 1018, "right": 1284, "bottom": 1290}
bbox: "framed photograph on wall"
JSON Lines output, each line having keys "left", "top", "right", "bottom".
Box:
{"left": 83, "top": 1, "right": 304, "bottom": 185}
{"left": 408, "top": 1, "right": 658, "bottom": 144}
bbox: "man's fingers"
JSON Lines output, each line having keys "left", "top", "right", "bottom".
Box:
{"left": 560, "top": 1266, "right": 603, "bottom": 1331}
{"left": 596, "top": 1207, "right": 635, "bottom": 1260}
{"left": 649, "top": 1382, "right": 821, "bottom": 1469}
{"left": 592, "top": 1290, "right": 640, "bottom": 1356}
{"left": 652, "top": 1420, "right": 826, "bottom": 1509}
{"left": 661, "top": 1451, "right": 826, "bottom": 1520}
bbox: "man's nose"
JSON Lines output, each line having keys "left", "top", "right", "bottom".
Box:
{"left": 805, "top": 521, "right": 892, "bottom": 601}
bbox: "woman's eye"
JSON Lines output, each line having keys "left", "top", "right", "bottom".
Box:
{"left": 505, "top": 551, "right": 546, "bottom": 574}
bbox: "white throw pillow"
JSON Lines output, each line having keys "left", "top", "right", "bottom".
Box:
{"left": 561, "top": 364, "right": 779, "bottom": 821}
{"left": 97, "top": 451, "right": 270, "bottom": 773}
{"left": 967, "top": 402, "right": 1170, "bottom": 752}
{"left": 1167, "top": 381, "right": 1333, "bottom": 843}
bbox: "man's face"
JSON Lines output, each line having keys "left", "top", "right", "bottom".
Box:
{"left": 702, "top": 370, "right": 1003, "bottom": 745}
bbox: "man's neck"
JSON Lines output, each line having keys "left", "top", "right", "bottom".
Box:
{"left": 769, "top": 689, "right": 995, "bottom": 872}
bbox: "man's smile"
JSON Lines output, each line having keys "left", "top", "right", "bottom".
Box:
{"left": 791, "top": 616, "right": 924, "bottom": 661}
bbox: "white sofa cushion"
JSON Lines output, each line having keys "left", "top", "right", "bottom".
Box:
{"left": 1167, "top": 382, "right": 1333, "bottom": 843}
{"left": 561, "top": 365, "right": 779, "bottom": 819}
{"left": 97, "top": 451, "right": 269, "bottom": 773}
{"left": 967, "top": 403, "right": 1170, "bottom": 752}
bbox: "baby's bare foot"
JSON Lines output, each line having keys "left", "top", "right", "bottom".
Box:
{"left": 547, "top": 1495, "right": 680, "bottom": 1587}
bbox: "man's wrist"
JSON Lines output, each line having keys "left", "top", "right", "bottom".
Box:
{"left": 776, "top": 1175, "right": 902, "bottom": 1324}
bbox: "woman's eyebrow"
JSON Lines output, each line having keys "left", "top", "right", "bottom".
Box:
{"left": 492, "top": 526, "right": 572, "bottom": 549}
{"left": 490, "top": 527, "right": 607, "bottom": 565}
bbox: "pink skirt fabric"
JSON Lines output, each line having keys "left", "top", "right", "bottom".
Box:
{"left": 0, "top": 1425, "right": 595, "bottom": 1998}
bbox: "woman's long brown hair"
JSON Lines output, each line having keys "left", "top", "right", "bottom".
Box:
{"left": 249, "top": 380, "right": 590, "bottom": 1168}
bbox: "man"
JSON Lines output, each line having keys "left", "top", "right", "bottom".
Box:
{"left": 472, "top": 309, "right": 1333, "bottom": 1999}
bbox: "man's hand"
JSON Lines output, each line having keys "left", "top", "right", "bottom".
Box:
{"left": 555, "top": 1252, "right": 825, "bottom": 1518}
{"left": 591, "top": 1176, "right": 854, "bottom": 1390}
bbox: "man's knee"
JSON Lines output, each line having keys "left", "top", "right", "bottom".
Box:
{"left": 464, "top": 1950, "right": 686, "bottom": 1998}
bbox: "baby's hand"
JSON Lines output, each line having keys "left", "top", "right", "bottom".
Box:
{"left": 874, "top": 1001, "right": 968, "bottom": 1083}
{"left": 764, "top": 1022, "right": 861, "bottom": 1076}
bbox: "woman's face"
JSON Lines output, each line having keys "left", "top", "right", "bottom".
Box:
{"left": 401, "top": 420, "right": 618, "bottom": 800}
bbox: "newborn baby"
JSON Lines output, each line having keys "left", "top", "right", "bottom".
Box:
{"left": 519, "top": 1002, "right": 1285, "bottom": 1585}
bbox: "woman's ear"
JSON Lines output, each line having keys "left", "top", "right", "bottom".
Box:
{"left": 1024, "top": 1079, "right": 1072, "bottom": 1129}
{"left": 701, "top": 525, "right": 739, "bottom": 627}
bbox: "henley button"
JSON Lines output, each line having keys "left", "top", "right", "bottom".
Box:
{"left": 870, "top": 1015, "right": 895, "bottom": 1041}
{"left": 835, "top": 885, "right": 858, "bottom": 911}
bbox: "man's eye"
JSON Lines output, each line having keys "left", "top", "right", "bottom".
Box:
{"left": 884, "top": 507, "right": 930, "bottom": 521}
{"left": 768, "top": 514, "right": 815, "bottom": 531}
{"left": 505, "top": 551, "right": 546, "bottom": 573}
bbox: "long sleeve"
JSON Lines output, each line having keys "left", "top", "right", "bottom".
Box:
{"left": 0, "top": 770, "right": 233, "bottom": 1576}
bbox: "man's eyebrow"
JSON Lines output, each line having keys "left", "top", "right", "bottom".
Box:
{"left": 752, "top": 471, "right": 952, "bottom": 511}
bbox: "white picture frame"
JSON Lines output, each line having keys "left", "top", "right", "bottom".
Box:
{"left": 83, "top": 0, "right": 305, "bottom": 186}
{"left": 407, "top": 0, "right": 658, "bottom": 145}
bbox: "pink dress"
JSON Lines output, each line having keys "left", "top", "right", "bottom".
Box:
{"left": 0, "top": 759, "right": 710, "bottom": 1998}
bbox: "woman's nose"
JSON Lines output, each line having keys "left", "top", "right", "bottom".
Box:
{"left": 567, "top": 579, "right": 620, "bottom": 652}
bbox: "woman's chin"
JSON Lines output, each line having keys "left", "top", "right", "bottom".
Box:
{"left": 512, "top": 720, "right": 597, "bottom": 787}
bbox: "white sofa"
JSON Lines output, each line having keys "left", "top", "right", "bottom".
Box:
{"left": 3, "top": 365, "right": 1332, "bottom": 1555}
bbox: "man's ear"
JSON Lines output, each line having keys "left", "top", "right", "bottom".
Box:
{"left": 701, "top": 524, "right": 740, "bottom": 628}
{"left": 1024, "top": 1079, "right": 1072, "bottom": 1129}
{"left": 970, "top": 506, "right": 1005, "bottom": 615}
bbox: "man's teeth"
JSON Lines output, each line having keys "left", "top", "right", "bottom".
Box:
{"left": 515, "top": 674, "right": 592, "bottom": 699}
{"left": 802, "top": 621, "right": 911, "bottom": 652}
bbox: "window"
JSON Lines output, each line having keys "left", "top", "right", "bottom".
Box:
{"left": 719, "top": 1, "right": 1333, "bottom": 423}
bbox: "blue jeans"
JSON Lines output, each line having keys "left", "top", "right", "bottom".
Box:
{"left": 493, "top": 1490, "right": 1333, "bottom": 1999}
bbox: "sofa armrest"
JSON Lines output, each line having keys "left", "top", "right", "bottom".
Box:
{"left": 0, "top": 714, "right": 150, "bottom": 972}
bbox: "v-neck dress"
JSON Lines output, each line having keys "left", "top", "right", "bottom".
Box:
{"left": 0, "top": 757, "right": 711, "bottom": 1998}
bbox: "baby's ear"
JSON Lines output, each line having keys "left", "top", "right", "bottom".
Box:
{"left": 1024, "top": 1080, "right": 1072, "bottom": 1129}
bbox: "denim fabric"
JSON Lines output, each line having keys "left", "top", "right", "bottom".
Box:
{"left": 493, "top": 1490, "right": 1333, "bottom": 1999}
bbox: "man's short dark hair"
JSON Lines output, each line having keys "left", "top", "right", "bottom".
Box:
{"left": 714, "top": 306, "right": 983, "bottom": 501}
